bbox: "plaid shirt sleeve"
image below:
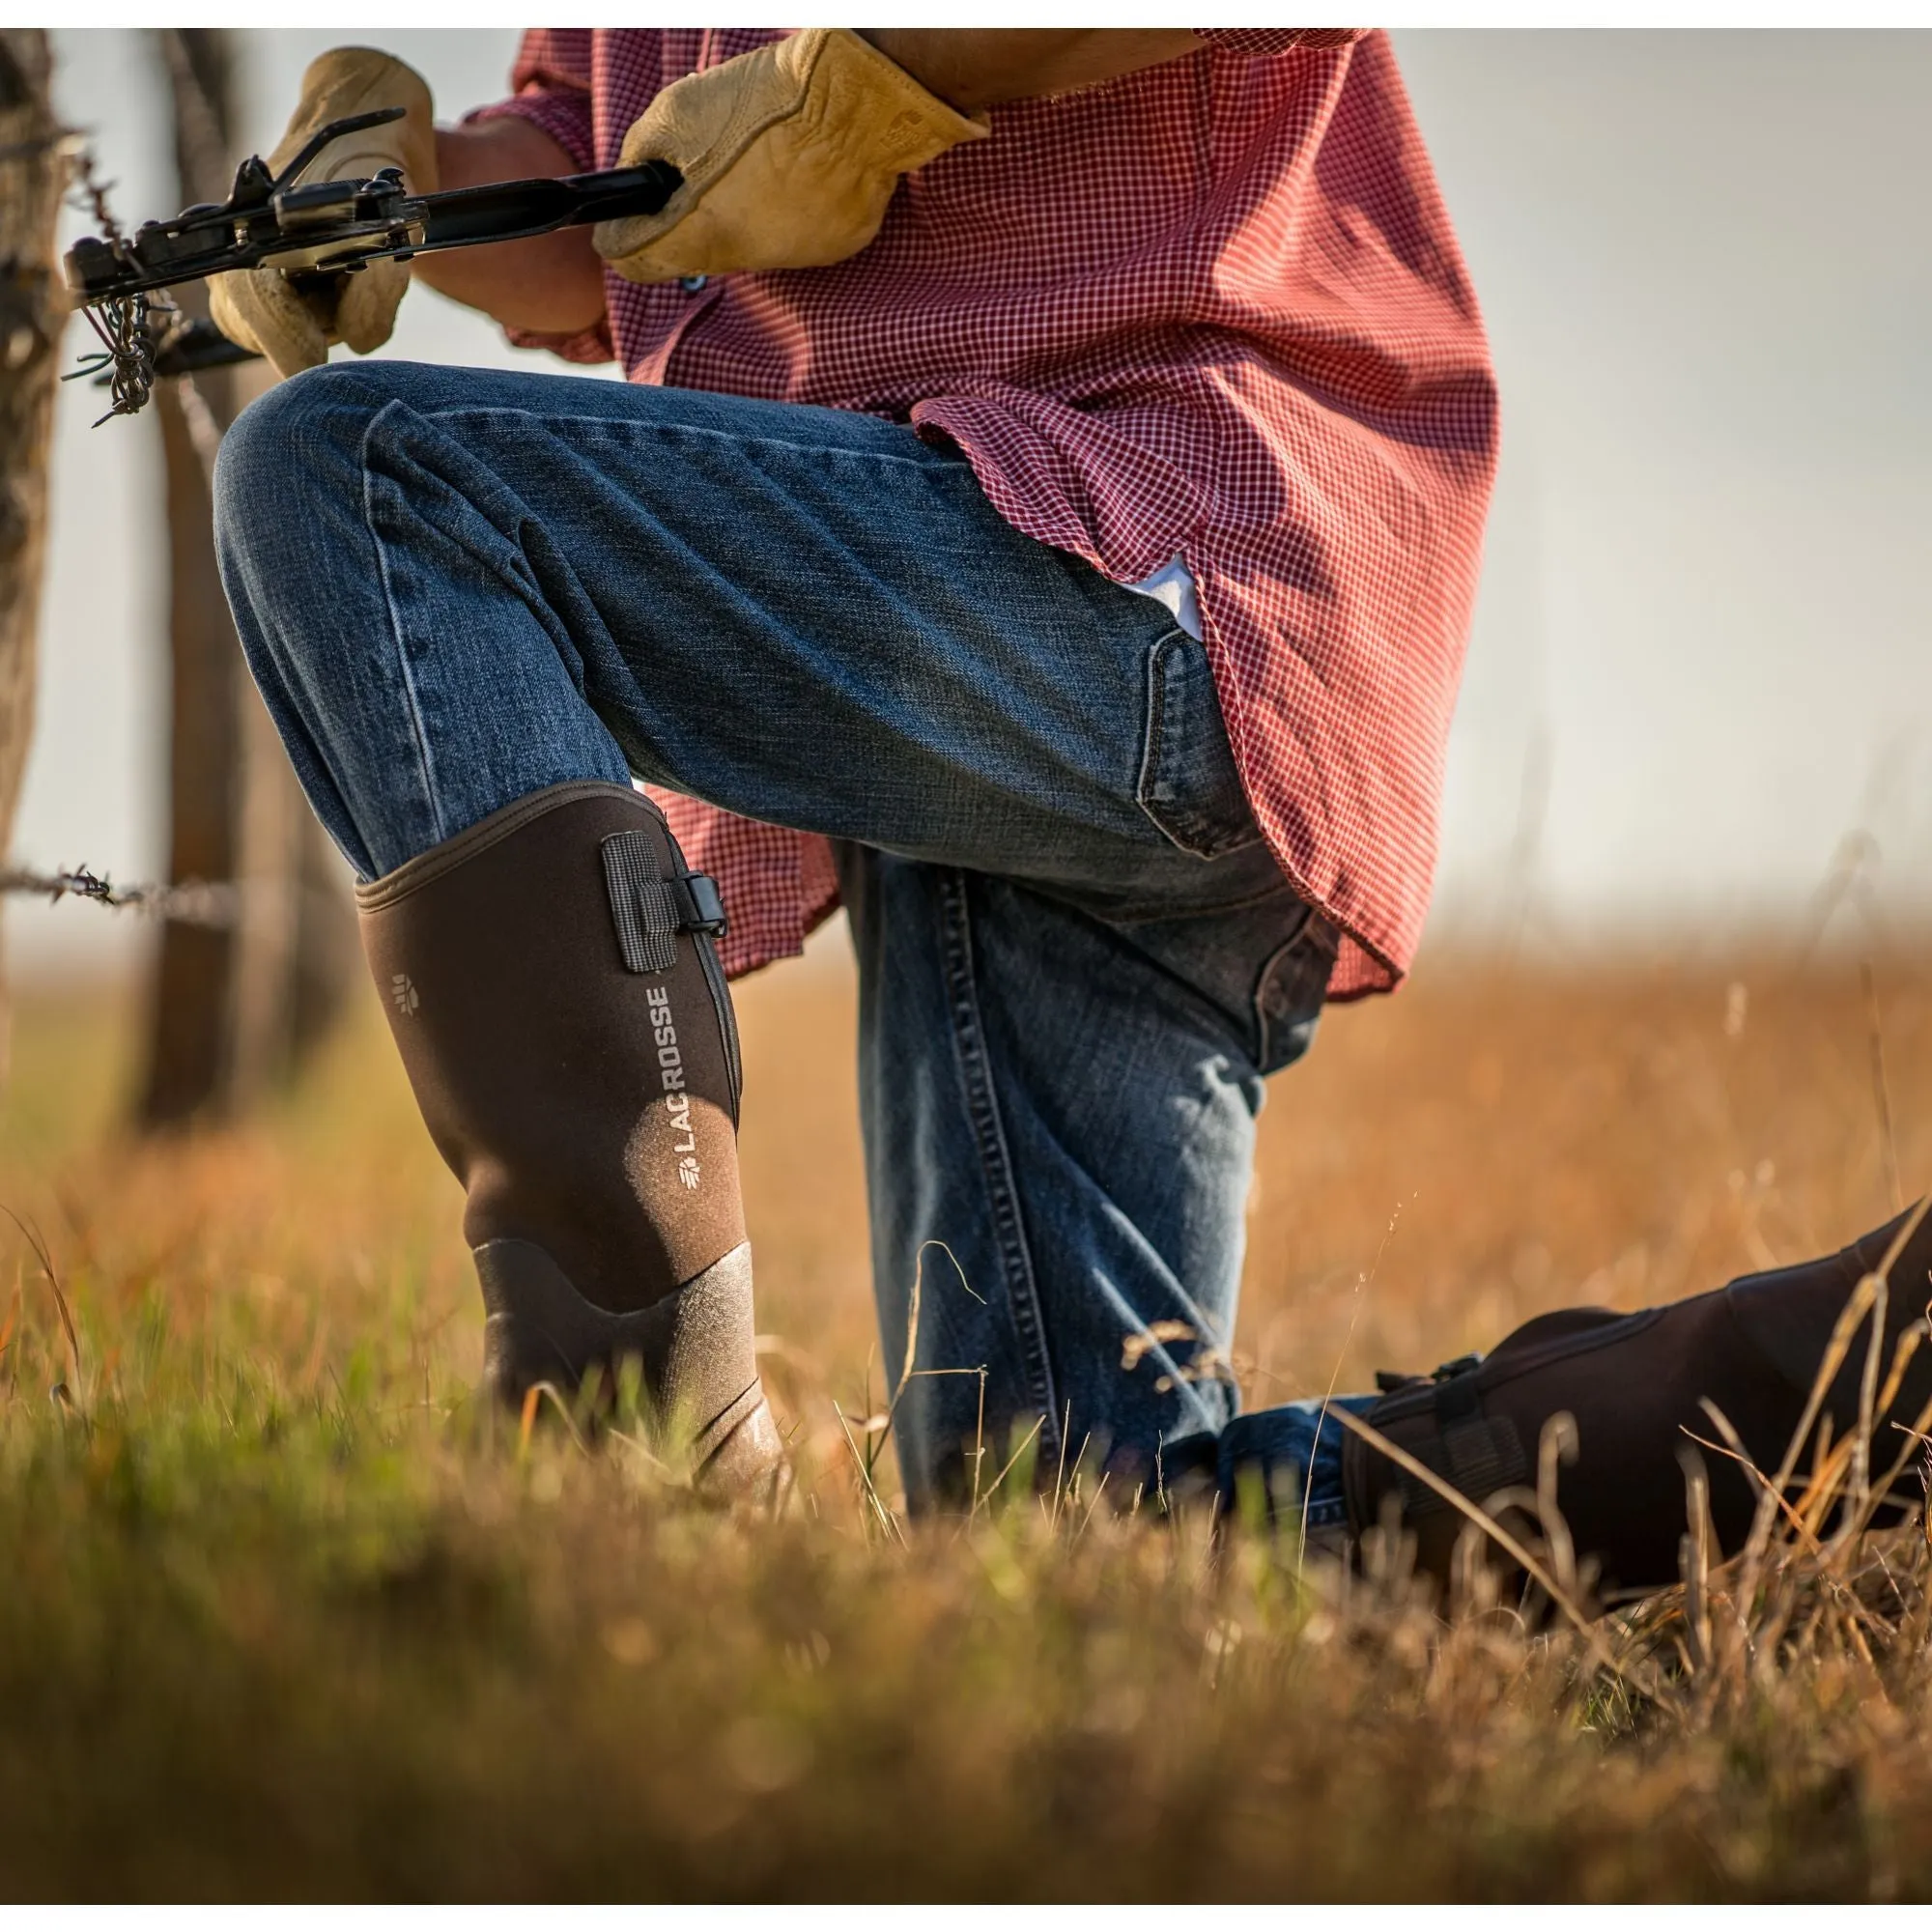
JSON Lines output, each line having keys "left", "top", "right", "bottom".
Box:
{"left": 463, "top": 29, "right": 616, "bottom": 364}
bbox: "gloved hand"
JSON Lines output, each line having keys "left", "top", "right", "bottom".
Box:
{"left": 209, "top": 47, "right": 437, "bottom": 380}
{"left": 592, "top": 29, "right": 987, "bottom": 285}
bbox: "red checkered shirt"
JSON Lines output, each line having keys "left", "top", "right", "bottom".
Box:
{"left": 474, "top": 28, "right": 1498, "bottom": 997}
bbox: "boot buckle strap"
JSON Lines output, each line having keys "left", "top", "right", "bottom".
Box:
{"left": 670, "top": 871, "right": 729, "bottom": 939}
{"left": 601, "top": 830, "right": 729, "bottom": 975}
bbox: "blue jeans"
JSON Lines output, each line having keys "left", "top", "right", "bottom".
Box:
{"left": 214, "top": 360, "right": 1345, "bottom": 1510}
{"left": 1172, "top": 1394, "right": 1380, "bottom": 1536}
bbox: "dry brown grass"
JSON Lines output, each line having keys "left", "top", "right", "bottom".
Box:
{"left": 2, "top": 927, "right": 1931, "bottom": 1899}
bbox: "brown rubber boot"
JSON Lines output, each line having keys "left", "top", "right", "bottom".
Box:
{"left": 1342, "top": 1204, "right": 1932, "bottom": 1602}
{"left": 355, "top": 781, "right": 786, "bottom": 1500}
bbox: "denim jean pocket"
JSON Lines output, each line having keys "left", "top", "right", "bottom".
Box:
{"left": 1135, "top": 632, "right": 1264, "bottom": 861}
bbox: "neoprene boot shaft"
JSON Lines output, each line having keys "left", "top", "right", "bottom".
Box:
{"left": 355, "top": 781, "right": 783, "bottom": 1491}
{"left": 1342, "top": 1205, "right": 1932, "bottom": 1599}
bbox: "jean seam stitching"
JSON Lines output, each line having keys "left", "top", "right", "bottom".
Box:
{"left": 1096, "top": 876, "right": 1301, "bottom": 928}
{"left": 360, "top": 404, "right": 448, "bottom": 847}
{"left": 1134, "top": 631, "right": 1174, "bottom": 824}
{"left": 1253, "top": 909, "right": 1325, "bottom": 1068}
{"left": 936, "top": 867, "right": 1064, "bottom": 1463}
{"left": 410, "top": 405, "right": 958, "bottom": 475}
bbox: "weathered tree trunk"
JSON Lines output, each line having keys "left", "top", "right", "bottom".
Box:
{"left": 137, "top": 28, "right": 355, "bottom": 1127}
{"left": 0, "top": 30, "right": 63, "bottom": 1087}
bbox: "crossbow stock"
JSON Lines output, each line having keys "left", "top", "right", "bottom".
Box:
{"left": 62, "top": 106, "right": 682, "bottom": 421}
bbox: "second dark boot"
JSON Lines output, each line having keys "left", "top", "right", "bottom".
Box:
{"left": 1341, "top": 1205, "right": 1932, "bottom": 1601}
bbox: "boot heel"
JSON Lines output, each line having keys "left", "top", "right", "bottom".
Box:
{"left": 476, "top": 1236, "right": 781, "bottom": 1488}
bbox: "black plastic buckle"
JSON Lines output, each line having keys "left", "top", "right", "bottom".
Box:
{"left": 676, "top": 871, "right": 728, "bottom": 939}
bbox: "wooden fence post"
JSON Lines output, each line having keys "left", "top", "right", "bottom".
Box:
{"left": 137, "top": 27, "right": 355, "bottom": 1127}
{"left": 0, "top": 29, "right": 64, "bottom": 1087}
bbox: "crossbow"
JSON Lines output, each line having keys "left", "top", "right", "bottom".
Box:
{"left": 62, "top": 105, "right": 682, "bottom": 422}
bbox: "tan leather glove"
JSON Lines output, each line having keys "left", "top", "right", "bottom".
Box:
{"left": 592, "top": 29, "right": 987, "bottom": 285}
{"left": 209, "top": 47, "right": 437, "bottom": 380}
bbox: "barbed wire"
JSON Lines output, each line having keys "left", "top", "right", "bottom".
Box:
{"left": 58, "top": 133, "right": 170, "bottom": 423}
{"left": 12, "top": 143, "right": 215, "bottom": 928}
{"left": 15, "top": 84, "right": 249, "bottom": 934}
{"left": 9, "top": 65, "right": 252, "bottom": 939}
{"left": 0, "top": 867, "right": 239, "bottom": 928}
{"left": 64, "top": 134, "right": 123, "bottom": 242}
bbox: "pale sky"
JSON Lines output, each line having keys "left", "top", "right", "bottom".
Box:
{"left": 12, "top": 30, "right": 1932, "bottom": 977}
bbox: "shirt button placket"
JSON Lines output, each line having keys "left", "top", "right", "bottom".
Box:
{"left": 626, "top": 277, "right": 724, "bottom": 385}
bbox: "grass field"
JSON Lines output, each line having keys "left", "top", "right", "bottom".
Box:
{"left": 3, "top": 923, "right": 1931, "bottom": 1900}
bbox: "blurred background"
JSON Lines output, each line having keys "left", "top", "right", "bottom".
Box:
{"left": 13, "top": 27, "right": 1932, "bottom": 995}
